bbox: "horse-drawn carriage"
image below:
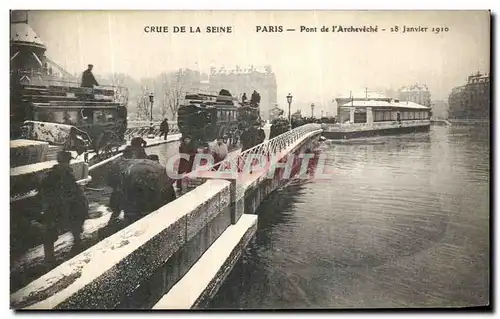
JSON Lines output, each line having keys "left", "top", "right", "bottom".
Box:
{"left": 177, "top": 89, "right": 262, "bottom": 148}
{"left": 11, "top": 76, "right": 129, "bottom": 164}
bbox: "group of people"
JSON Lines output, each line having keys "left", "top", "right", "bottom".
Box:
{"left": 240, "top": 123, "right": 266, "bottom": 151}
{"left": 176, "top": 135, "right": 229, "bottom": 189}
{"left": 38, "top": 136, "right": 173, "bottom": 264}
{"left": 36, "top": 66, "right": 266, "bottom": 263}
{"left": 241, "top": 90, "right": 261, "bottom": 106}
{"left": 38, "top": 123, "right": 268, "bottom": 263}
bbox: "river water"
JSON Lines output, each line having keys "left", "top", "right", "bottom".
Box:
{"left": 209, "top": 125, "right": 490, "bottom": 309}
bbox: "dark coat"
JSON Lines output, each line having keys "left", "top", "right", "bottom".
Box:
{"left": 240, "top": 129, "right": 253, "bottom": 151}
{"left": 39, "top": 165, "right": 88, "bottom": 237}
{"left": 108, "top": 159, "right": 176, "bottom": 222}
{"left": 255, "top": 128, "right": 266, "bottom": 145}
{"left": 178, "top": 140, "right": 196, "bottom": 174}
{"left": 160, "top": 120, "right": 169, "bottom": 133}
{"left": 123, "top": 145, "right": 148, "bottom": 159}
{"left": 81, "top": 69, "right": 99, "bottom": 88}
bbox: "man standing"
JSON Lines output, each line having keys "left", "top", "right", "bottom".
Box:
{"left": 159, "top": 119, "right": 169, "bottom": 140}
{"left": 177, "top": 135, "right": 196, "bottom": 190}
{"left": 81, "top": 64, "right": 99, "bottom": 88}
{"left": 212, "top": 137, "right": 229, "bottom": 170}
{"left": 38, "top": 151, "right": 88, "bottom": 263}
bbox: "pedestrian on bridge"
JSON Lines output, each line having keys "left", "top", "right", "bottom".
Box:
{"left": 38, "top": 151, "right": 89, "bottom": 264}
{"left": 159, "top": 119, "right": 169, "bottom": 140}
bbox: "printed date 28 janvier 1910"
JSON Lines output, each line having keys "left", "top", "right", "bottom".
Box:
{"left": 255, "top": 25, "right": 450, "bottom": 34}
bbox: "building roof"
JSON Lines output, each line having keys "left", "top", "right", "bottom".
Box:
{"left": 337, "top": 90, "right": 389, "bottom": 100}
{"left": 10, "top": 22, "right": 45, "bottom": 47}
{"left": 340, "top": 100, "right": 431, "bottom": 110}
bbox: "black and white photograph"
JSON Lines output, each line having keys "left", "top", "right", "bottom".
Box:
{"left": 8, "top": 9, "right": 491, "bottom": 310}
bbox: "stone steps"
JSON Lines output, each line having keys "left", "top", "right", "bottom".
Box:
{"left": 10, "top": 140, "right": 49, "bottom": 168}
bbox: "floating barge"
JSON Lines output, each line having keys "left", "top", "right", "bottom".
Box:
{"left": 322, "top": 99, "right": 431, "bottom": 139}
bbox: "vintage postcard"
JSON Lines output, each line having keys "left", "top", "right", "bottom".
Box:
{"left": 9, "top": 10, "right": 490, "bottom": 310}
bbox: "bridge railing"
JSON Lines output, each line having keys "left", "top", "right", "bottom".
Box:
{"left": 124, "top": 122, "right": 180, "bottom": 140}
{"left": 186, "top": 123, "right": 323, "bottom": 198}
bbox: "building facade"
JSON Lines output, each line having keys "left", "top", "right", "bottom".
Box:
{"left": 397, "top": 84, "right": 431, "bottom": 107}
{"left": 448, "top": 72, "right": 490, "bottom": 120}
{"left": 205, "top": 65, "right": 278, "bottom": 121}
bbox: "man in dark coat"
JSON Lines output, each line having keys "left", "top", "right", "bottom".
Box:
{"left": 159, "top": 119, "right": 169, "bottom": 140}
{"left": 38, "top": 151, "right": 89, "bottom": 263}
{"left": 107, "top": 158, "right": 176, "bottom": 225}
{"left": 81, "top": 64, "right": 99, "bottom": 88}
{"left": 123, "top": 137, "right": 148, "bottom": 159}
{"left": 176, "top": 136, "right": 196, "bottom": 190}
{"left": 250, "top": 90, "right": 259, "bottom": 105}
{"left": 240, "top": 128, "right": 254, "bottom": 152}
{"left": 254, "top": 124, "right": 266, "bottom": 146}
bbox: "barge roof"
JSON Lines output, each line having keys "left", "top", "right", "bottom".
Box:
{"left": 340, "top": 100, "right": 431, "bottom": 110}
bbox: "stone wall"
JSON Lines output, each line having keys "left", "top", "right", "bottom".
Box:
{"left": 10, "top": 179, "right": 233, "bottom": 309}
{"left": 10, "top": 139, "right": 49, "bottom": 168}
{"left": 10, "top": 160, "right": 88, "bottom": 198}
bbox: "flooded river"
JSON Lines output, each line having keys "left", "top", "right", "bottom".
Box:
{"left": 209, "top": 125, "right": 490, "bottom": 308}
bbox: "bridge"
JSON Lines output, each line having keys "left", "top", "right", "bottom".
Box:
{"left": 10, "top": 123, "right": 323, "bottom": 310}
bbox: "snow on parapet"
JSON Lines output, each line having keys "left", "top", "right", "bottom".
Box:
{"left": 11, "top": 179, "right": 231, "bottom": 309}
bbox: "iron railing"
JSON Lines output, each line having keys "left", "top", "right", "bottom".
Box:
{"left": 186, "top": 123, "right": 322, "bottom": 199}
{"left": 124, "top": 122, "right": 180, "bottom": 140}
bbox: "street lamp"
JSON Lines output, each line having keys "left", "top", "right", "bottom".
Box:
{"left": 148, "top": 92, "right": 155, "bottom": 138}
{"left": 311, "top": 103, "right": 315, "bottom": 118}
{"left": 286, "top": 93, "right": 293, "bottom": 131}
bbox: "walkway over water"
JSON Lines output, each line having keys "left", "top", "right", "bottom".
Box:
{"left": 11, "top": 124, "right": 321, "bottom": 309}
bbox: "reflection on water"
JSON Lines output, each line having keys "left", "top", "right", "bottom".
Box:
{"left": 209, "top": 125, "right": 490, "bottom": 309}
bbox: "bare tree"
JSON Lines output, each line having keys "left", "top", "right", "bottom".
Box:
{"left": 161, "top": 69, "right": 185, "bottom": 121}
{"left": 136, "top": 86, "right": 151, "bottom": 120}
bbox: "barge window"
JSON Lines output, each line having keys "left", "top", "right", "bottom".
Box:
{"left": 391, "top": 111, "right": 398, "bottom": 121}
{"left": 409, "top": 112, "right": 414, "bottom": 120}
{"left": 383, "top": 111, "right": 391, "bottom": 121}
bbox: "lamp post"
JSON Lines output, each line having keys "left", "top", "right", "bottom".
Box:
{"left": 311, "top": 103, "right": 315, "bottom": 118}
{"left": 148, "top": 92, "right": 155, "bottom": 138}
{"left": 286, "top": 93, "right": 293, "bottom": 131}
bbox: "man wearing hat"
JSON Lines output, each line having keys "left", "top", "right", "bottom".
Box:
{"left": 38, "top": 151, "right": 89, "bottom": 263}
{"left": 81, "top": 64, "right": 99, "bottom": 88}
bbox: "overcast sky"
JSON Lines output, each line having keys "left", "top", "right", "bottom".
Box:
{"left": 27, "top": 10, "right": 490, "bottom": 108}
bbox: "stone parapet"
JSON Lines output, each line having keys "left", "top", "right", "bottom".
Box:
{"left": 10, "top": 179, "right": 232, "bottom": 309}
{"left": 10, "top": 160, "right": 88, "bottom": 198}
